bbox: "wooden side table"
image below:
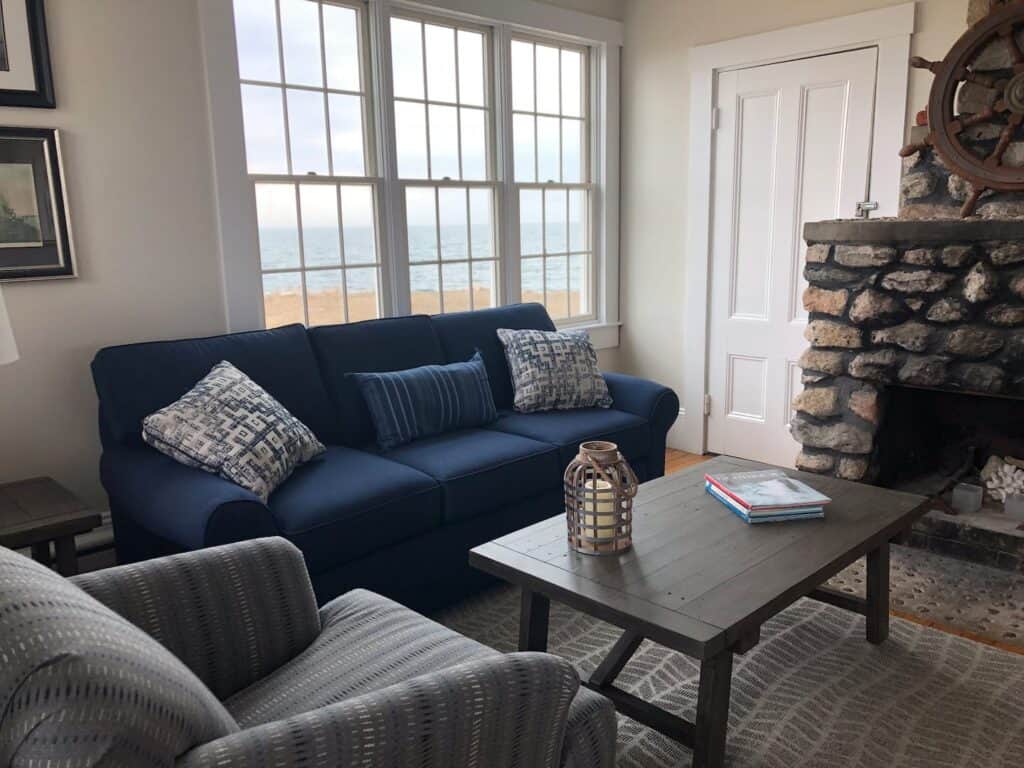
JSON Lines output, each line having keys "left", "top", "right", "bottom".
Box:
{"left": 0, "top": 477, "right": 102, "bottom": 575}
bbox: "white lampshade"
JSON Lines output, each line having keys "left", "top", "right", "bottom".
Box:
{"left": 0, "top": 285, "right": 18, "bottom": 366}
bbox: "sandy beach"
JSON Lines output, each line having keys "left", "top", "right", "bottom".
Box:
{"left": 265, "top": 288, "right": 585, "bottom": 328}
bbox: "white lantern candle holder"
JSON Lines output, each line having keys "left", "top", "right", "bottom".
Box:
{"left": 564, "top": 441, "right": 637, "bottom": 555}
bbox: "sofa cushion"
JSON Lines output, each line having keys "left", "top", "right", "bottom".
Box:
{"left": 269, "top": 446, "right": 442, "bottom": 574}
{"left": 143, "top": 361, "right": 325, "bottom": 501}
{"left": 381, "top": 428, "right": 561, "bottom": 524}
{"left": 430, "top": 303, "right": 556, "bottom": 410}
{"left": 0, "top": 546, "right": 238, "bottom": 767}
{"left": 351, "top": 352, "right": 497, "bottom": 450}
{"left": 488, "top": 407, "right": 650, "bottom": 466}
{"left": 92, "top": 324, "right": 338, "bottom": 447}
{"left": 308, "top": 315, "right": 444, "bottom": 446}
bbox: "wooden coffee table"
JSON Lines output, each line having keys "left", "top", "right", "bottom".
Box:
{"left": 469, "top": 456, "right": 926, "bottom": 768}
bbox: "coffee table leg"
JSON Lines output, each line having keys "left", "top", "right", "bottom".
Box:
{"left": 30, "top": 542, "right": 51, "bottom": 567}
{"left": 866, "top": 540, "right": 890, "bottom": 645}
{"left": 54, "top": 536, "right": 79, "bottom": 576}
{"left": 693, "top": 650, "right": 733, "bottom": 768}
{"left": 518, "top": 588, "right": 550, "bottom": 652}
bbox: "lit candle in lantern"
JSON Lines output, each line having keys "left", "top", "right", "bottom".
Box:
{"left": 582, "top": 479, "right": 617, "bottom": 539}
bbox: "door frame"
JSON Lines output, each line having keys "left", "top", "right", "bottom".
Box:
{"left": 678, "top": 3, "right": 915, "bottom": 455}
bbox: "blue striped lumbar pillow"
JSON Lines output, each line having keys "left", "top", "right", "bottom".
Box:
{"left": 350, "top": 352, "right": 498, "bottom": 450}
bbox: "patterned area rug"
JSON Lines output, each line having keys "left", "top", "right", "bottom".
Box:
{"left": 438, "top": 586, "right": 1024, "bottom": 767}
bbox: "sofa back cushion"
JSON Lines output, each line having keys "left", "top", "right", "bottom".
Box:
{"left": 0, "top": 546, "right": 239, "bottom": 767}
{"left": 431, "top": 303, "right": 557, "bottom": 409}
{"left": 351, "top": 351, "right": 498, "bottom": 450}
{"left": 308, "top": 315, "right": 444, "bottom": 446}
{"left": 92, "top": 325, "right": 339, "bottom": 448}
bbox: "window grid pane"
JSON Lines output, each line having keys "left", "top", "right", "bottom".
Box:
{"left": 234, "top": 2, "right": 382, "bottom": 328}
{"left": 257, "top": 181, "right": 383, "bottom": 327}
{"left": 518, "top": 186, "right": 593, "bottom": 322}
{"left": 406, "top": 184, "right": 498, "bottom": 314}
{"left": 511, "top": 37, "right": 594, "bottom": 322}
{"left": 236, "top": 1, "right": 373, "bottom": 178}
{"left": 390, "top": 15, "right": 492, "bottom": 182}
{"left": 510, "top": 38, "right": 589, "bottom": 184}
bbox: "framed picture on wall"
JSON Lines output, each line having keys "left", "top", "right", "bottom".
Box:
{"left": 0, "top": 1, "right": 54, "bottom": 108}
{"left": 0, "top": 127, "right": 74, "bottom": 281}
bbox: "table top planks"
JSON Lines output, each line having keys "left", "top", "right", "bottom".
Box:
{"left": 470, "top": 456, "right": 927, "bottom": 659}
{"left": 0, "top": 477, "right": 101, "bottom": 550}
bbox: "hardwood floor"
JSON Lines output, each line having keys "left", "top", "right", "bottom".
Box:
{"left": 665, "top": 448, "right": 712, "bottom": 475}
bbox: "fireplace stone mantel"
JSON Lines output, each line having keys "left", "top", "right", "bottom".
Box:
{"left": 795, "top": 217, "right": 1024, "bottom": 481}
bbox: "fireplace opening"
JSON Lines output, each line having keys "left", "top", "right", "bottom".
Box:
{"left": 876, "top": 386, "right": 1024, "bottom": 497}
{"left": 873, "top": 385, "right": 1024, "bottom": 569}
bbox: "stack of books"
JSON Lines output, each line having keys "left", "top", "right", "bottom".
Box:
{"left": 704, "top": 469, "right": 830, "bottom": 524}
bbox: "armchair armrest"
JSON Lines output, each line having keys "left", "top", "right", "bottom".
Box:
{"left": 603, "top": 372, "right": 680, "bottom": 477}
{"left": 72, "top": 537, "right": 321, "bottom": 700}
{"left": 101, "top": 445, "right": 278, "bottom": 552}
{"left": 178, "top": 653, "right": 580, "bottom": 768}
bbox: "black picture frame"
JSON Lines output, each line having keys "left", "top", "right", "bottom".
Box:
{"left": 0, "top": 127, "right": 74, "bottom": 281}
{"left": 0, "top": 1, "right": 54, "bottom": 109}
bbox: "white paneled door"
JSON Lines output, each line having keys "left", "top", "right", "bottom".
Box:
{"left": 706, "top": 48, "right": 878, "bottom": 466}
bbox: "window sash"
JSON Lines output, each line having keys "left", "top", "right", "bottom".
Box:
{"left": 514, "top": 183, "right": 596, "bottom": 323}
{"left": 388, "top": 12, "right": 496, "bottom": 184}
{"left": 400, "top": 179, "right": 500, "bottom": 314}
{"left": 254, "top": 178, "right": 384, "bottom": 326}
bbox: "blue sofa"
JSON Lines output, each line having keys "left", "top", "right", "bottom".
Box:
{"left": 91, "top": 304, "right": 679, "bottom": 609}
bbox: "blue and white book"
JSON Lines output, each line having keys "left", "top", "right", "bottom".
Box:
{"left": 704, "top": 469, "right": 830, "bottom": 511}
{"left": 705, "top": 481, "right": 824, "bottom": 524}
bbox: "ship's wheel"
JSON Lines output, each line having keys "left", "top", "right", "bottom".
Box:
{"left": 902, "top": 0, "right": 1024, "bottom": 216}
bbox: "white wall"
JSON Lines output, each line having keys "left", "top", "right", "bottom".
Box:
{"left": 617, "top": 0, "right": 966, "bottom": 446}
{"left": 540, "top": 0, "right": 625, "bottom": 19}
{"left": 0, "top": 0, "right": 227, "bottom": 508}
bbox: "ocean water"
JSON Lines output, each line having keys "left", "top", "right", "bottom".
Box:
{"left": 259, "top": 224, "right": 583, "bottom": 294}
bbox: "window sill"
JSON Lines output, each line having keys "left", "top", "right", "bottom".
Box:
{"left": 557, "top": 320, "right": 620, "bottom": 350}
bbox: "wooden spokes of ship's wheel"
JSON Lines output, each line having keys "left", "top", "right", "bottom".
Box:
{"left": 901, "top": 1, "right": 1024, "bottom": 216}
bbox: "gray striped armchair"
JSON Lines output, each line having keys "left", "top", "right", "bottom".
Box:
{"left": 0, "top": 537, "right": 616, "bottom": 768}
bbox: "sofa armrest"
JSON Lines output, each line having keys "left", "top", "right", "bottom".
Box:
{"left": 603, "top": 372, "right": 680, "bottom": 477}
{"left": 73, "top": 537, "right": 321, "bottom": 700}
{"left": 178, "top": 653, "right": 581, "bottom": 768}
{"left": 101, "top": 446, "right": 279, "bottom": 553}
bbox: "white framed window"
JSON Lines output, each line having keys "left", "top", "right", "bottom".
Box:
{"left": 234, "top": 0, "right": 384, "bottom": 327}
{"left": 388, "top": 12, "right": 499, "bottom": 315}
{"left": 207, "top": 0, "right": 621, "bottom": 346}
{"left": 510, "top": 36, "right": 593, "bottom": 322}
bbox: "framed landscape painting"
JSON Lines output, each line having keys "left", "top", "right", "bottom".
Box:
{"left": 0, "top": 128, "right": 74, "bottom": 281}
{"left": 0, "top": 0, "right": 54, "bottom": 108}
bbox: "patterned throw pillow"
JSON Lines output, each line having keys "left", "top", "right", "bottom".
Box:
{"left": 351, "top": 352, "right": 498, "bottom": 450}
{"left": 497, "top": 328, "right": 612, "bottom": 413}
{"left": 142, "top": 361, "right": 325, "bottom": 501}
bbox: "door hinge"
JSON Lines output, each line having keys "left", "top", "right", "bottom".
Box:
{"left": 855, "top": 201, "right": 879, "bottom": 219}
{"left": 703, "top": 393, "right": 713, "bottom": 416}
{"left": 711, "top": 107, "right": 720, "bottom": 132}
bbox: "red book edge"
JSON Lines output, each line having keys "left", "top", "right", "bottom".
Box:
{"left": 703, "top": 473, "right": 828, "bottom": 511}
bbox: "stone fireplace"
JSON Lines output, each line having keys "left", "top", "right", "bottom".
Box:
{"left": 788, "top": 0, "right": 1024, "bottom": 571}
{"left": 795, "top": 218, "right": 1024, "bottom": 570}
